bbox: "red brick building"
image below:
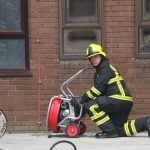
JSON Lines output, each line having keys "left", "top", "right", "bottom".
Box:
{"left": 0, "top": 0, "right": 150, "bottom": 132}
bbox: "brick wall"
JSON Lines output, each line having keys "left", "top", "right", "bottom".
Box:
{"left": 0, "top": 0, "right": 150, "bottom": 132}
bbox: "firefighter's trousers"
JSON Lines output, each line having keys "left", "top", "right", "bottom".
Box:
{"left": 83, "top": 96, "right": 148, "bottom": 137}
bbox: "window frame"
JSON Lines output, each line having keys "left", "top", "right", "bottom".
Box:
{"left": 0, "top": 0, "right": 32, "bottom": 77}
{"left": 135, "top": 0, "right": 150, "bottom": 59}
{"left": 59, "top": 0, "right": 104, "bottom": 60}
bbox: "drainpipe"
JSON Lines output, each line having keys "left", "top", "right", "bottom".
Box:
{"left": 36, "top": 0, "right": 41, "bottom": 132}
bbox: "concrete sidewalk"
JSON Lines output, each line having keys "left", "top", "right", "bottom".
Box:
{"left": 0, "top": 132, "right": 150, "bottom": 150}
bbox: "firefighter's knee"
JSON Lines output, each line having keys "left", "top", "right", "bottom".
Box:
{"left": 84, "top": 100, "right": 98, "bottom": 109}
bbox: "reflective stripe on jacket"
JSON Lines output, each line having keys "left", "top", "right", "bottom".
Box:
{"left": 82, "top": 59, "right": 133, "bottom": 103}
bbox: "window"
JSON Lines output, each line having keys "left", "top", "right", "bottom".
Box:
{"left": 0, "top": 0, "right": 32, "bottom": 77}
{"left": 59, "top": 0, "right": 104, "bottom": 60}
{"left": 135, "top": 0, "right": 150, "bottom": 59}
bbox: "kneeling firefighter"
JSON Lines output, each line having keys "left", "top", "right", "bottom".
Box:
{"left": 70, "top": 44, "right": 150, "bottom": 138}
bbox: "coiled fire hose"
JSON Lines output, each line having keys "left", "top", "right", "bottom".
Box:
{"left": 0, "top": 110, "right": 7, "bottom": 138}
{"left": 49, "top": 140, "right": 77, "bottom": 150}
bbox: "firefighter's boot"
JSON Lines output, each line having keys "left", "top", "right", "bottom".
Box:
{"left": 95, "top": 130, "right": 118, "bottom": 138}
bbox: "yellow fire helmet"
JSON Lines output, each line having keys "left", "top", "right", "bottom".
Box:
{"left": 86, "top": 44, "right": 106, "bottom": 59}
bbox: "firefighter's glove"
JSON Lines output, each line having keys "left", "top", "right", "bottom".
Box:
{"left": 70, "top": 97, "right": 81, "bottom": 107}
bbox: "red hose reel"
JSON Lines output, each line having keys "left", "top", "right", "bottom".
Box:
{"left": 46, "top": 68, "right": 87, "bottom": 138}
{"left": 47, "top": 98, "right": 62, "bottom": 132}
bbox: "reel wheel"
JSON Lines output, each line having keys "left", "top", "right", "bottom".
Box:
{"left": 66, "top": 123, "right": 79, "bottom": 138}
{"left": 79, "top": 121, "right": 86, "bottom": 135}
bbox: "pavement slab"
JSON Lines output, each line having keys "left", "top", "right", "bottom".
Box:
{"left": 0, "top": 132, "right": 150, "bottom": 150}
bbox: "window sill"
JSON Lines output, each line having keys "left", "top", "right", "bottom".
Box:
{"left": 0, "top": 69, "right": 33, "bottom": 77}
